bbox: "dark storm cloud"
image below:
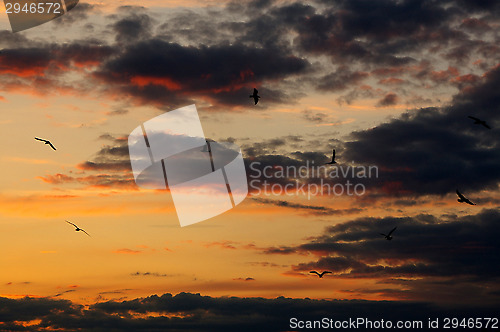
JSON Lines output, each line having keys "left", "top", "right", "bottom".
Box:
{"left": 2, "top": 0, "right": 500, "bottom": 109}
{"left": 252, "top": 197, "right": 363, "bottom": 216}
{"left": 288, "top": 0, "right": 450, "bottom": 65}
{"left": 0, "top": 30, "right": 32, "bottom": 47}
{"left": 302, "top": 110, "right": 327, "bottom": 123}
{"left": 53, "top": 3, "right": 96, "bottom": 26}
{"left": 96, "top": 39, "right": 309, "bottom": 108}
{"left": 242, "top": 65, "right": 499, "bottom": 199}
{"left": 255, "top": 209, "right": 500, "bottom": 304}
{"left": 287, "top": 209, "right": 500, "bottom": 279}
{"left": 242, "top": 137, "right": 381, "bottom": 199}
{"left": 97, "top": 145, "right": 130, "bottom": 158}
{"left": 244, "top": 154, "right": 303, "bottom": 190}
{"left": 0, "top": 293, "right": 496, "bottom": 331}
{"left": 316, "top": 67, "right": 369, "bottom": 92}
{"left": 451, "top": 0, "right": 500, "bottom": 12}
{"left": 233, "top": 277, "right": 255, "bottom": 281}
{"left": 344, "top": 64, "right": 500, "bottom": 195}
{"left": 7, "top": 0, "right": 499, "bottom": 196}
{"left": 242, "top": 138, "right": 289, "bottom": 157}
{"left": 90, "top": 292, "right": 499, "bottom": 328}
{"left": 5, "top": 5, "right": 314, "bottom": 108}
{"left": 112, "top": 13, "right": 154, "bottom": 43}
{"left": 376, "top": 92, "right": 398, "bottom": 107}
{"left": 226, "top": 0, "right": 498, "bottom": 102}
{"left": 459, "top": 17, "right": 492, "bottom": 33}
{"left": 0, "top": 43, "right": 115, "bottom": 96}
{"left": 38, "top": 173, "right": 136, "bottom": 189}
{"left": 77, "top": 160, "right": 131, "bottom": 172}
{"left": 236, "top": 55, "right": 499, "bottom": 199}
{"left": 0, "top": 45, "right": 67, "bottom": 78}
{"left": 131, "top": 272, "right": 170, "bottom": 277}
{"left": 77, "top": 133, "right": 132, "bottom": 176}
{"left": 0, "top": 297, "right": 81, "bottom": 325}
{"left": 39, "top": 133, "right": 135, "bottom": 189}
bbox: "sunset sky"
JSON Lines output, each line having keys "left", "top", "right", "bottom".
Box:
{"left": 0, "top": 0, "right": 499, "bottom": 330}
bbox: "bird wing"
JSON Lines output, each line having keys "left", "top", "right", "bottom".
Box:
{"left": 48, "top": 142, "right": 56, "bottom": 150}
{"left": 34, "top": 137, "right": 48, "bottom": 143}
{"left": 322, "top": 271, "right": 332, "bottom": 276}
{"left": 65, "top": 220, "right": 77, "bottom": 228}
{"left": 80, "top": 229, "right": 91, "bottom": 237}
{"left": 468, "top": 116, "right": 480, "bottom": 121}
{"left": 309, "top": 271, "right": 319, "bottom": 275}
{"left": 456, "top": 190, "right": 465, "bottom": 200}
{"left": 388, "top": 227, "right": 397, "bottom": 236}
{"left": 483, "top": 123, "right": 491, "bottom": 129}
{"left": 464, "top": 198, "right": 475, "bottom": 205}
{"left": 380, "top": 233, "right": 387, "bottom": 236}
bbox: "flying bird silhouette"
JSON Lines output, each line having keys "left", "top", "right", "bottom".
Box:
{"left": 468, "top": 116, "right": 491, "bottom": 129}
{"left": 65, "top": 220, "right": 91, "bottom": 237}
{"left": 34, "top": 137, "right": 56, "bottom": 150}
{"left": 456, "top": 189, "right": 476, "bottom": 205}
{"left": 250, "top": 88, "right": 260, "bottom": 105}
{"left": 310, "top": 271, "right": 332, "bottom": 278}
{"left": 380, "top": 226, "right": 397, "bottom": 240}
{"left": 325, "top": 149, "right": 337, "bottom": 165}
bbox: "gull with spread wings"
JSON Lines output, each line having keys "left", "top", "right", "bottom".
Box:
{"left": 34, "top": 137, "right": 56, "bottom": 150}
{"left": 468, "top": 116, "right": 491, "bottom": 129}
{"left": 65, "top": 220, "right": 91, "bottom": 237}
{"left": 310, "top": 271, "right": 332, "bottom": 278}
{"left": 250, "top": 88, "right": 260, "bottom": 105}
{"left": 380, "top": 226, "right": 397, "bottom": 240}
{"left": 456, "top": 189, "right": 476, "bottom": 205}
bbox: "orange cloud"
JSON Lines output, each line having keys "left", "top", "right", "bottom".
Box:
{"left": 203, "top": 241, "right": 238, "bottom": 250}
{"left": 113, "top": 248, "right": 142, "bottom": 255}
{"left": 378, "top": 77, "right": 405, "bottom": 85}
{"left": 130, "top": 76, "right": 182, "bottom": 90}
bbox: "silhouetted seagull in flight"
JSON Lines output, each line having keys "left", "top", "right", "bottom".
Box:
{"left": 380, "top": 227, "right": 397, "bottom": 240}
{"left": 456, "top": 189, "right": 476, "bottom": 205}
{"left": 35, "top": 137, "right": 56, "bottom": 150}
{"left": 468, "top": 116, "right": 491, "bottom": 129}
{"left": 250, "top": 88, "right": 260, "bottom": 105}
{"left": 325, "top": 149, "right": 337, "bottom": 165}
{"left": 310, "top": 271, "right": 332, "bottom": 278}
{"left": 65, "top": 220, "right": 91, "bottom": 237}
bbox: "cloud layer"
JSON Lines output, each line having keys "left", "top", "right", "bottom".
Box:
{"left": 0, "top": 292, "right": 497, "bottom": 331}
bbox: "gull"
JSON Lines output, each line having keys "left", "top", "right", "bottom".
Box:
{"left": 309, "top": 271, "right": 332, "bottom": 278}
{"left": 468, "top": 116, "right": 491, "bottom": 129}
{"left": 250, "top": 88, "right": 260, "bottom": 105}
{"left": 325, "top": 149, "right": 337, "bottom": 165}
{"left": 34, "top": 137, "right": 56, "bottom": 150}
{"left": 456, "top": 189, "right": 476, "bottom": 205}
{"left": 380, "top": 226, "right": 397, "bottom": 240}
{"left": 65, "top": 220, "right": 91, "bottom": 237}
